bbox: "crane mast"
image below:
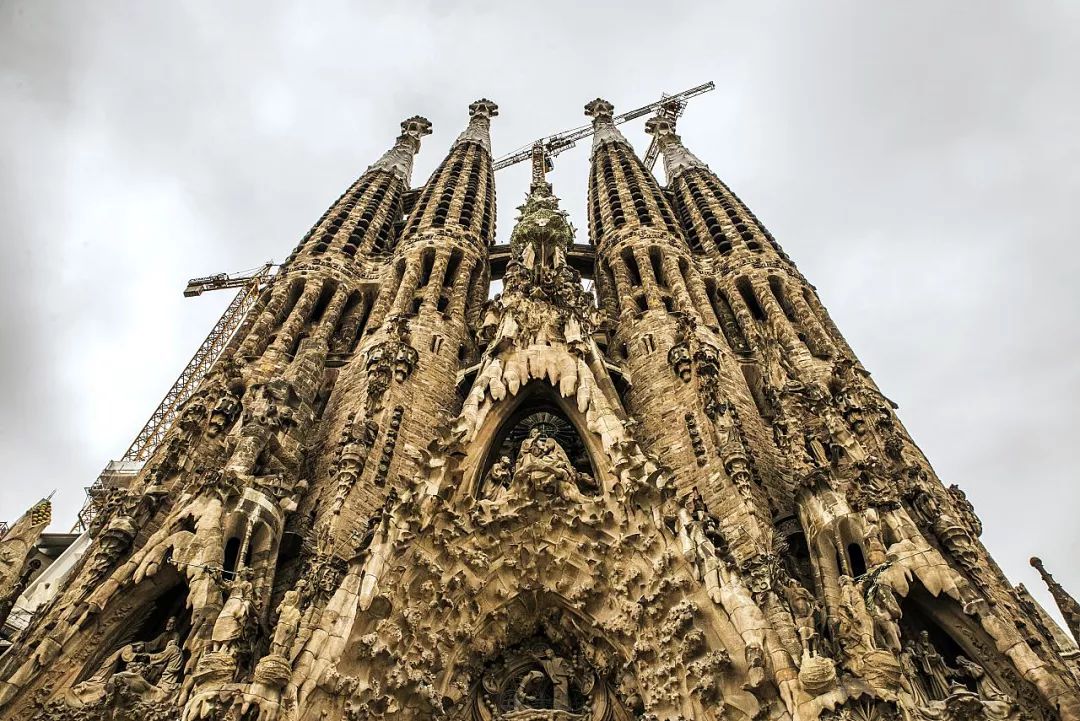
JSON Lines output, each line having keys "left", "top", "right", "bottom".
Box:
{"left": 73, "top": 263, "right": 274, "bottom": 531}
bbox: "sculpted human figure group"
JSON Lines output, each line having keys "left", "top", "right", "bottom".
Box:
{"left": 66, "top": 616, "right": 183, "bottom": 707}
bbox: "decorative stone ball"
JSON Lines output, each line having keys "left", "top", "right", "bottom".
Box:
{"left": 797, "top": 654, "right": 837, "bottom": 696}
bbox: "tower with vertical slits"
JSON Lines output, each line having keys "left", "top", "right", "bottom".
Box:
{"left": 0, "top": 96, "right": 1077, "bottom": 721}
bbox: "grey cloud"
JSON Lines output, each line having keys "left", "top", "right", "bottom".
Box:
{"left": 1, "top": 0, "right": 1077, "bottom": 627}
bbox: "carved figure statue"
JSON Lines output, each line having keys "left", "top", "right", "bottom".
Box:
{"left": 784, "top": 576, "right": 820, "bottom": 656}
{"left": 513, "top": 428, "right": 586, "bottom": 503}
{"left": 67, "top": 616, "right": 182, "bottom": 706}
{"left": 912, "top": 630, "right": 951, "bottom": 700}
{"left": 207, "top": 384, "right": 243, "bottom": 439}
{"left": 947, "top": 485, "right": 983, "bottom": 537}
{"left": 478, "top": 296, "right": 501, "bottom": 344}
{"left": 485, "top": 455, "right": 513, "bottom": 501}
{"left": 521, "top": 243, "right": 537, "bottom": 273}
{"left": 211, "top": 567, "right": 255, "bottom": 655}
{"left": 269, "top": 579, "right": 307, "bottom": 658}
{"left": 537, "top": 648, "right": 573, "bottom": 710}
{"left": 514, "top": 670, "right": 548, "bottom": 710}
{"left": 914, "top": 491, "right": 981, "bottom": 572}
{"left": 953, "top": 655, "right": 1011, "bottom": 703}
{"left": 836, "top": 574, "right": 873, "bottom": 666}
{"left": 900, "top": 645, "right": 932, "bottom": 707}
{"left": 867, "top": 583, "right": 903, "bottom": 652}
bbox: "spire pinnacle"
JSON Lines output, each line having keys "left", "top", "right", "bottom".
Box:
{"left": 529, "top": 142, "right": 554, "bottom": 196}
{"left": 584, "top": 98, "right": 614, "bottom": 122}
{"left": 1031, "top": 557, "right": 1080, "bottom": 644}
{"left": 644, "top": 115, "right": 708, "bottom": 179}
{"left": 584, "top": 98, "right": 630, "bottom": 153}
{"left": 454, "top": 98, "right": 498, "bottom": 152}
{"left": 366, "top": 115, "right": 433, "bottom": 181}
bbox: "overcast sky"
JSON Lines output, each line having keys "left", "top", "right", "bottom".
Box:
{"left": 2, "top": 2, "right": 1077, "bottom": 628}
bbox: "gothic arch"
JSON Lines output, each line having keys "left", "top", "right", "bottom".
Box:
{"left": 18, "top": 564, "right": 193, "bottom": 711}
{"left": 75, "top": 569, "right": 191, "bottom": 684}
{"left": 894, "top": 582, "right": 1056, "bottom": 721}
{"left": 458, "top": 379, "right": 612, "bottom": 501}
{"left": 440, "top": 593, "right": 641, "bottom": 720}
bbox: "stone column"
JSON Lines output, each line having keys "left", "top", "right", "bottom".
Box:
{"left": 423, "top": 249, "right": 452, "bottom": 309}
{"left": 446, "top": 257, "right": 476, "bottom": 322}
{"left": 632, "top": 246, "right": 663, "bottom": 310}
{"left": 390, "top": 258, "right": 423, "bottom": 316}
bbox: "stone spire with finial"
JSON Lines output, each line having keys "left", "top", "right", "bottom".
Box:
{"left": 643, "top": 114, "right": 709, "bottom": 181}
{"left": 1031, "top": 556, "right": 1080, "bottom": 645}
{"left": 366, "top": 115, "right": 433, "bottom": 181}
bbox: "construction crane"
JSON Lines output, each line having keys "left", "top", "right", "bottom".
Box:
{"left": 492, "top": 81, "right": 715, "bottom": 173}
{"left": 73, "top": 263, "right": 275, "bottom": 531}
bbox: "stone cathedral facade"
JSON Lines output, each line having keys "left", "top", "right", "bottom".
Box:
{"left": 1, "top": 98, "right": 1078, "bottom": 721}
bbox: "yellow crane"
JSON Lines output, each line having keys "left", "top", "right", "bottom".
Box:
{"left": 73, "top": 263, "right": 275, "bottom": 531}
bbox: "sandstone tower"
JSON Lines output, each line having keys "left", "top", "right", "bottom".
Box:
{"left": 1, "top": 97, "right": 1078, "bottom": 721}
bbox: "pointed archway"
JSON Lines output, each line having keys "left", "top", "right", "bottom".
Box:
{"left": 472, "top": 381, "right": 602, "bottom": 500}
{"left": 457, "top": 378, "right": 615, "bottom": 503}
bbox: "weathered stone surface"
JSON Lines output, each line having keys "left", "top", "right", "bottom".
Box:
{"left": 1, "top": 98, "right": 1077, "bottom": 721}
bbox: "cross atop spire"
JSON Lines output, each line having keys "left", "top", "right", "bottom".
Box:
{"left": 455, "top": 98, "right": 499, "bottom": 152}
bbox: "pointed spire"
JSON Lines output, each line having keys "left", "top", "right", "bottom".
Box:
{"left": 0, "top": 497, "right": 51, "bottom": 607}
{"left": 644, "top": 115, "right": 709, "bottom": 180}
{"left": 584, "top": 98, "right": 632, "bottom": 152}
{"left": 366, "top": 115, "right": 432, "bottom": 182}
{"left": 454, "top": 98, "right": 498, "bottom": 152}
{"left": 401, "top": 99, "right": 499, "bottom": 243}
{"left": 1031, "top": 557, "right": 1080, "bottom": 644}
{"left": 508, "top": 145, "right": 572, "bottom": 281}
{"left": 529, "top": 142, "right": 554, "bottom": 197}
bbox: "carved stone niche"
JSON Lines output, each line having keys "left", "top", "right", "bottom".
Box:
{"left": 465, "top": 638, "right": 630, "bottom": 721}
{"left": 820, "top": 697, "right": 902, "bottom": 721}
{"left": 34, "top": 578, "right": 193, "bottom": 721}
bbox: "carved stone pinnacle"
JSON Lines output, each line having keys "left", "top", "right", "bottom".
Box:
{"left": 468, "top": 98, "right": 499, "bottom": 119}
{"left": 584, "top": 98, "right": 614, "bottom": 122}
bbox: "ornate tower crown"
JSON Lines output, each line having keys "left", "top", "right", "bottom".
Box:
{"left": 643, "top": 115, "right": 675, "bottom": 138}
{"left": 583, "top": 98, "right": 615, "bottom": 121}
{"left": 645, "top": 114, "right": 708, "bottom": 179}
{"left": 468, "top": 98, "right": 499, "bottom": 119}
{"left": 397, "top": 115, "right": 433, "bottom": 152}
{"left": 454, "top": 98, "right": 499, "bottom": 152}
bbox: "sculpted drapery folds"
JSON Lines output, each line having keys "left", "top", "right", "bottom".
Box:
{"left": 1, "top": 97, "right": 1077, "bottom": 721}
